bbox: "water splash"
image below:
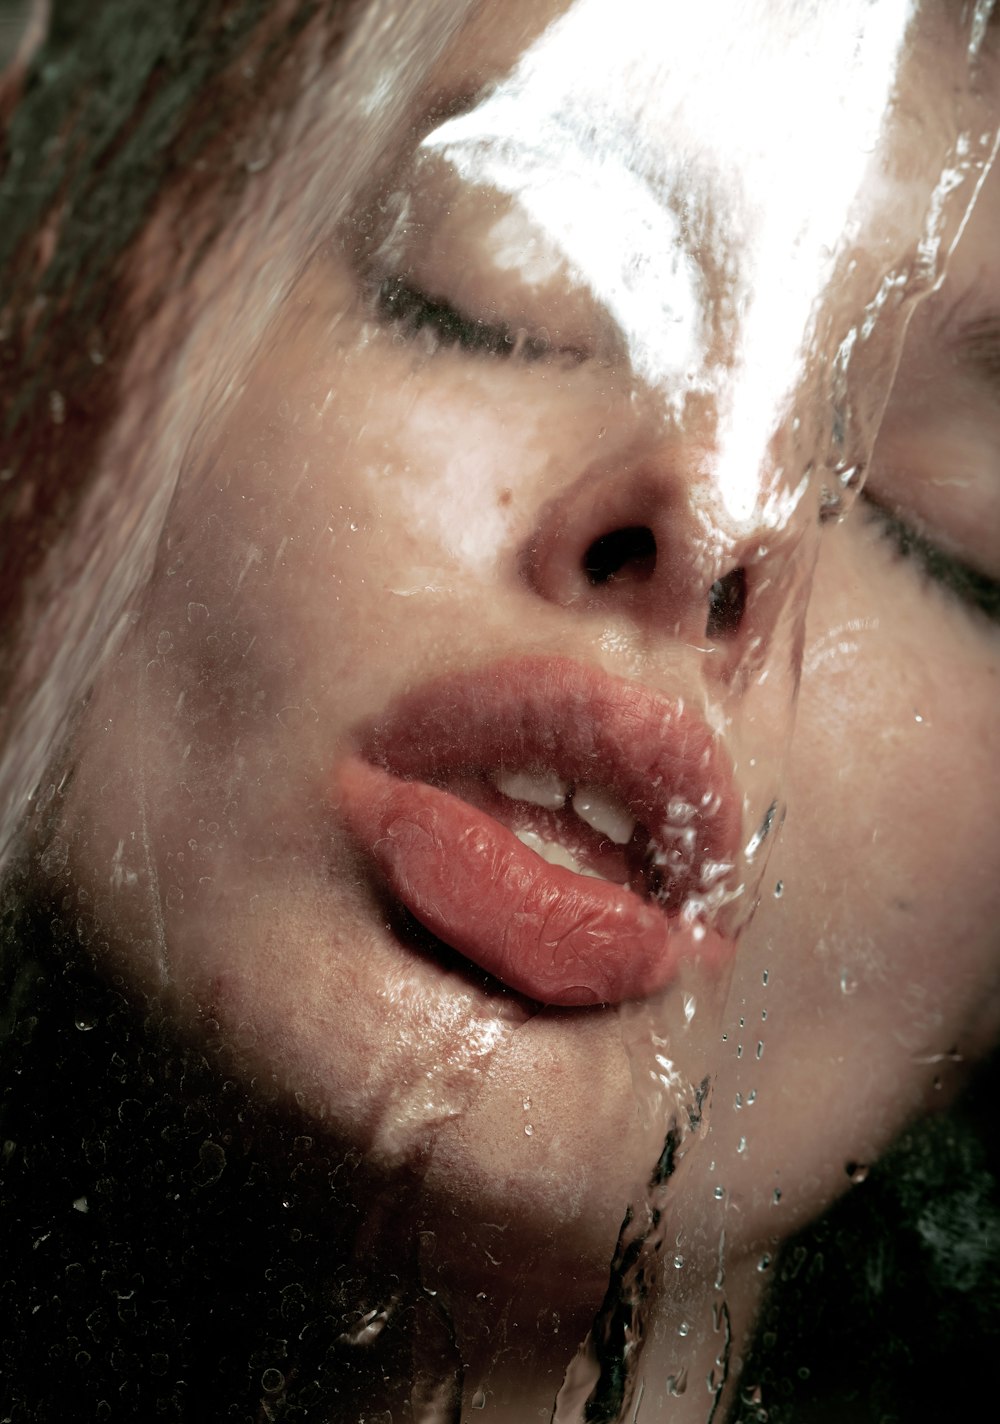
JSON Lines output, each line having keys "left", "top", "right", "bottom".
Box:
{"left": 551, "top": 1079, "right": 709, "bottom": 1423}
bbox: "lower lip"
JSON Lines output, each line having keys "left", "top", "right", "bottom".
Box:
{"left": 336, "top": 756, "right": 728, "bottom": 1007}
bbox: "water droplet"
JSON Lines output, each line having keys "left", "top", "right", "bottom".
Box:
{"left": 739, "top": 1015, "right": 745, "bottom": 1028}
{"left": 846, "top": 1161, "right": 869, "bottom": 1184}
{"left": 742, "top": 1384, "right": 763, "bottom": 1406}
{"left": 734, "top": 1092, "right": 743, "bottom": 1110}
{"left": 522, "top": 1096, "right": 531, "bottom": 1111}
{"left": 772, "top": 1187, "right": 782, "bottom": 1205}
{"left": 666, "top": 1367, "right": 688, "bottom": 1396}
{"left": 714, "top": 1185, "right": 725, "bottom": 1200}
{"left": 472, "top": 1388, "right": 487, "bottom": 1410}
{"left": 757, "top": 1253, "right": 772, "bottom": 1272}
{"left": 673, "top": 1254, "right": 684, "bottom": 1269}
{"left": 745, "top": 800, "right": 778, "bottom": 859}
{"left": 774, "top": 880, "right": 783, "bottom": 898}
{"left": 75, "top": 1015, "right": 97, "bottom": 1032}
{"left": 72, "top": 1196, "right": 88, "bottom": 1213}
{"left": 840, "top": 970, "right": 858, "bottom": 995}
{"left": 737, "top": 1137, "right": 747, "bottom": 1154}
{"left": 736, "top": 1043, "right": 743, "bottom": 1058}
{"left": 914, "top": 711, "right": 924, "bottom": 724}
{"left": 261, "top": 1368, "right": 285, "bottom": 1393}
{"left": 683, "top": 992, "right": 696, "bottom": 1024}
{"left": 678, "top": 1321, "right": 690, "bottom": 1338}
{"left": 756, "top": 1041, "right": 764, "bottom": 1060}
{"left": 524, "top": 1123, "right": 534, "bottom": 1137}
{"left": 762, "top": 969, "right": 769, "bottom": 986}
{"left": 747, "top": 1089, "right": 757, "bottom": 1105}
{"left": 761, "top": 1008, "right": 767, "bottom": 1021}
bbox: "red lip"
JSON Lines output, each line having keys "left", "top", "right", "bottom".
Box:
{"left": 334, "top": 657, "right": 741, "bottom": 1007}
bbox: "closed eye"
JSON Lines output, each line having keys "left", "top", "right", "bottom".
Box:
{"left": 374, "top": 274, "right": 551, "bottom": 360}
{"left": 861, "top": 493, "right": 1000, "bottom": 625}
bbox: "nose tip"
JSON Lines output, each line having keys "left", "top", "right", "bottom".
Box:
{"left": 522, "top": 451, "right": 756, "bottom": 656}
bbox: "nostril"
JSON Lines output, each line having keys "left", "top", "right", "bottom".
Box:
{"left": 583, "top": 526, "right": 657, "bottom": 586}
{"left": 706, "top": 567, "right": 747, "bottom": 639}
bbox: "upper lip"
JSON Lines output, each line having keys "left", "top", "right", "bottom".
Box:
{"left": 355, "top": 654, "right": 741, "bottom": 903}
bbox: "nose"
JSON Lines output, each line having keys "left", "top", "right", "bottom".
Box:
{"left": 522, "top": 434, "right": 766, "bottom": 666}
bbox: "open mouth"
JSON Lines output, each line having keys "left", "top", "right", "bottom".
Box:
{"left": 335, "top": 657, "right": 741, "bottom": 1007}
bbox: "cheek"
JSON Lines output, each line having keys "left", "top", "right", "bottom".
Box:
{"left": 795, "top": 518, "right": 1000, "bottom": 992}
{"left": 705, "top": 516, "right": 1000, "bottom": 1246}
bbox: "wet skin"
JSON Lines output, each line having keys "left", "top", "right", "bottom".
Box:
{"left": 43, "top": 3, "right": 1000, "bottom": 1416}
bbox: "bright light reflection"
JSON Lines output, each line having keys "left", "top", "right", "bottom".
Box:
{"left": 423, "top": 0, "right": 915, "bottom": 523}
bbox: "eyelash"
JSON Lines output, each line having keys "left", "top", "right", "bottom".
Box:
{"left": 861, "top": 495, "right": 1000, "bottom": 625}
{"left": 373, "top": 275, "right": 551, "bottom": 361}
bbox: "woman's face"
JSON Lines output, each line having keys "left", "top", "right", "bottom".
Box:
{"left": 51, "top": 0, "right": 999, "bottom": 1329}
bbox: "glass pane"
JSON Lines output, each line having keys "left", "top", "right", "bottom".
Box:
{"left": 2, "top": 3, "right": 998, "bottom": 1421}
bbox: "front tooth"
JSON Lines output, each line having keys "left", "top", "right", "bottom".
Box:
{"left": 515, "top": 828, "right": 602, "bottom": 878}
{"left": 493, "top": 768, "right": 569, "bottom": 810}
{"left": 571, "top": 784, "right": 636, "bottom": 845}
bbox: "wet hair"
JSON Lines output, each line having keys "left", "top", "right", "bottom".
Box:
{"left": 0, "top": 0, "right": 355, "bottom": 739}
{"left": 734, "top": 1056, "right": 1000, "bottom": 1423}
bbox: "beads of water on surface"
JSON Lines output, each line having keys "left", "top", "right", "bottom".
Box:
{"left": 75, "top": 1015, "right": 97, "bottom": 1032}
{"left": 756, "top": 1040, "right": 764, "bottom": 1060}
{"left": 678, "top": 1320, "right": 690, "bottom": 1337}
{"left": 666, "top": 1368, "right": 688, "bottom": 1396}
{"left": 774, "top": 880, "right": 783, "bottom": 898}
{"left": 261, "top": 1369, "right": 285, "bottom": 1394}
{"left": 772, "top": 1188, "right": 782, "bottom": 1204}
{"left": 846, "top": 1161, "right": 869, "bottom": 1184}
{"left": 840, "top": 969, "right": 858, "bottom": 995}
{"left": 714, "top": 1185, "right": 725, "bottom": 1200}
{"left": 757, "top": 1254, "right": 772, "bottom": 1272}
{"left": 471, "top": 1388, "right": 487, "bottom": 1409}
{"left": 524, "top": 1123, "right": 534, "bottom": 1137}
